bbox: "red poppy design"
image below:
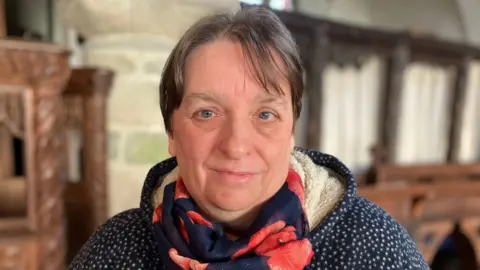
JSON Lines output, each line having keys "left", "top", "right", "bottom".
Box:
{"left": 178, "top": 217, "right": 189, "bottom": 243}
{"left": 254, "top": 226, "right": 297, "bottom": 255}
{"left": 152, "top": 205, "right": 162, "bottom": 224}
{"left": 232, "top": 220, "right": 287, "bottom": 259}
{"left": 232, "top": 219, "right": 313, "bottom": 269}
{"left": 286, "top": 170, "right": 305, "bottom": 205}
{"left": 264, "top": 239, "right": 314, "bottom": 269}
{"left": 169, "top": 248, "right": 209, "bottom": 270}
{"left": 175, "top": 179, "right": 190, "bottom": 200}
{"left": 187, "top": 211, "right": 214, "bottom": 229}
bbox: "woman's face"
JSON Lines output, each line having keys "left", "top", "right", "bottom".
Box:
{"left": 168, "top": 39, "right": 294, "bottom": 224}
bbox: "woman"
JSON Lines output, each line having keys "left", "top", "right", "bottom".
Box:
{"left": 69, "top": 6, "right": 428, "bottom": 270}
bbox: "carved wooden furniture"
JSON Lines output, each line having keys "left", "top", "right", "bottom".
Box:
{"left": 275, "top": 9, "right": 480, "bottom": 268}
{"left": 0, "top": 39, "right": 70, "bottom": 269}
{"left": 63, "top": 68, "right": 113, "bottom": 263}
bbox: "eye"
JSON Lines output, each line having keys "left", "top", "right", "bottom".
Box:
{"left": 196, "top": 109, "right": 215, "bottom": 119}
{"left": 258, "top": 111, "right": 275, "bottom": 120}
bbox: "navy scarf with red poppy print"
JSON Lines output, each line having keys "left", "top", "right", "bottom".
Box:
{"left": 152, "top": 169, "right": 314, "bottom": 270}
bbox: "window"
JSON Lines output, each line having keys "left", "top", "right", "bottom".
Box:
{"left": 240, "top": 0, "right": 294, "bottom": 11}
{"left": 240, "top": 0, "right": 263, "bottom": 5}
{"left": 269, "top": 0, "right": 293, "bottom": 11}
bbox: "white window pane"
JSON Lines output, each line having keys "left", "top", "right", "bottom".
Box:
{"left": 240, "top": 0, "right": 264, "bottom": 5}
{"left": 269, "top": 0, "right": 292, "bottom": 10}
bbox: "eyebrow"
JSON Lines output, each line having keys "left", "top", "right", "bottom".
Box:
{"left": 257, "top": 96, "right": 287, "bottom": 107}
{"left": 183, "top": 92, "right": 223, "bottom": 105}
{"left": 183, "top": 92, "right": 286, "bottom": 107}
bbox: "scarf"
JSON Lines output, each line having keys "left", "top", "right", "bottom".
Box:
{"left": 152, "top": 169, "right": 314, "bottom": 270}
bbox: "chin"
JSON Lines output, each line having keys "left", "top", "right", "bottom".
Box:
{"left": 216, "top": 203, "right": 252, "bottom": 212}
{"left": 210, "top": 192, "right": 257, "bottom": 212}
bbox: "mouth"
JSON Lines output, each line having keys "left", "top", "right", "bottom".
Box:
{"left": 211, "top": 168, "right": 256, "bottom": 184}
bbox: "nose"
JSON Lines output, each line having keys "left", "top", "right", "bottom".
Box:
{"left": 218, "top": 115, "right": 253, "bottom": 160}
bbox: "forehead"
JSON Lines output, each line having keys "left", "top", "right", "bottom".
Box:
{"left": 183, "top": 39, "right": 291, "bottom": 100}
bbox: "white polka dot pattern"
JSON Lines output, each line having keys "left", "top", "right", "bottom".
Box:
{"left": 69, "top": 149, "right": 429, "bottom": 269}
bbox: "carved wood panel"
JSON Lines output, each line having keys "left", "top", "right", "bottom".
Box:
{"left": 0, "top": 40, "right": 70, "bottom": 270}
{"left": 0, "top": 91, "right": 24, "bottom": 181}
{"left": 0, "top": 238, "right": 36, "bottom": 270}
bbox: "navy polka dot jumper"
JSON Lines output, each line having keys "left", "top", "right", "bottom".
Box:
{"left": 69, "top": 149, "right": 429, "bottom": 269}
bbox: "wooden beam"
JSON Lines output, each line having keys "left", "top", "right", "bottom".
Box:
{"left": 377, "top": 163, "right": 480, "bottom": 183}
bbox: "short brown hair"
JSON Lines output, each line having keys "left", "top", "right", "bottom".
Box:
{"left": 159, "top": 6, "right": 304, "bottom": 134}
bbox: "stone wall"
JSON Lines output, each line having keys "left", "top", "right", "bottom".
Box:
{"left": 84, "top": 34, "right": 174, "bottom": 214}
{"left": 60, "top": 0, "right": 240, "bottom": 215}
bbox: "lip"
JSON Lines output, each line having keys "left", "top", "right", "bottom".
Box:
{"left": 211, "top": 168, "right": 256, "bottom": 184}
{"left": 214, "top": 168, "right": 255, "bottom": 176}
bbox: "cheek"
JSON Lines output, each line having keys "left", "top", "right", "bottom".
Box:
{"left": 175, "top": 125, "right": 212, "bottom": 161}
{"left": 256, "top": 118, "right": 294, "bottom": 146}
{"left": 173, "top": 125, "right": 213, "bottom": 193}
{"left": 260, "top": 141, "right": 291, "bottom": 194}
{"left": 257, "top": 126, "right": 293, "bottom": 168}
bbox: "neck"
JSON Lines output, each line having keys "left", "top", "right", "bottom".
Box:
{"left": 197, "top": 203, "right": 263, "bottom": 235}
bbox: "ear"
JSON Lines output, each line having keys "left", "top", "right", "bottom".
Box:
{"left": 168, "top": 132, "right": 176, "bottom": 157}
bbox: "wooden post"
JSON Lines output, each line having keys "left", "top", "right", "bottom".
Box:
{"left": 380, "top": 40, "right": 410, "bottom": 163}
{"left": 0, "top": 0, "right": 6, "bottom": 38}
{"left": 0, "top": 94, "right": 14, "bottom": 180}
{"left": 306, "top": 26, "right": 329, "bottom": 150}
{"left": 0, "top": 125, "right": 13, "bottom": 179}
{"left": 63, "top": 68, "right": 113, "bottom": 264}
{"left": 447, "top": 57, "right": 470, "bottom": 162}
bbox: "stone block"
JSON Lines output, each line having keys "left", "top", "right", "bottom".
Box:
{"left": 85, "top": 34, "right": 176, "bottom": 52}
{"left": 125, "top": 131, "right": 170, "bottom": 165}
{"left": 108, "top": 130, "right": 120, "bottom": 161}
{"left": 108, "top": 78, "right": 165, "bottom": 127}
{"left": 60, "top": 0, "right": 240, "bottom": 39}
{"left": 108, "top": 164, "right": 151, "bottom": 215}
{"left": 86, "top": 51, "right": 136, "bottom": 74}
{"left": 143, "top": 58, "right": 168, "bottom": 75}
